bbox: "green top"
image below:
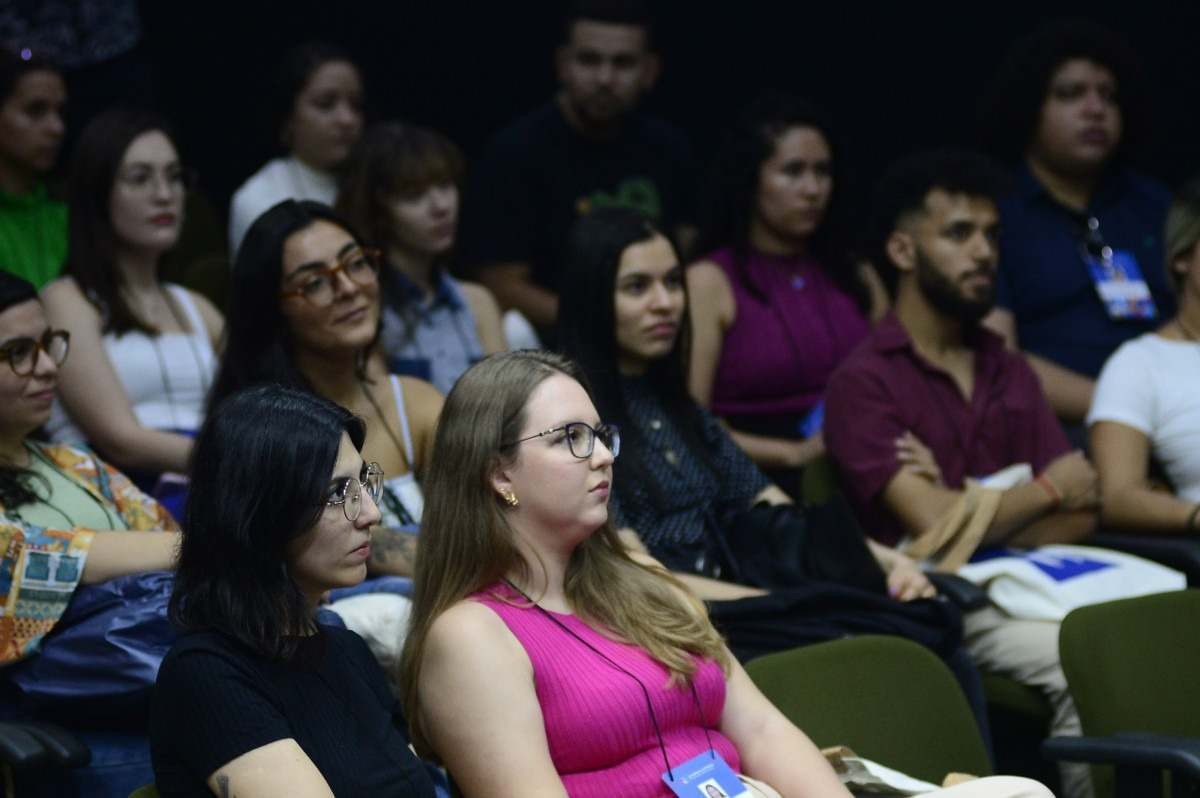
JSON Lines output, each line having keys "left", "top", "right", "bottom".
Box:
{"left": 15, "top": 442, "right": 127, "bottom": 531}
{"left": 0, "top": 182, "right": 68, "bottom": 288}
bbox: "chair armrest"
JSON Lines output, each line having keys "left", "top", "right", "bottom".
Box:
{"left": 22, "top": 722, "right": 90, "bottom": 767}
{"left": 1092, "top": 533, "right": 1200, "bottom": 587}
{"left": 1042, "top": 732, "right": 1200, "bottom": 778}
{"left": 928, "top": 572, "right": 990, "bottom": 611}
{"left": 0, "top": 723, "right": 50, "bottom": 769}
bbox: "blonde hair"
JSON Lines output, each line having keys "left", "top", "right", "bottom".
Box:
{"left": 399, "top": 351, "right": 728, "bottom": 754}
{"left": 1165, "top": 176, "right": 1200, "bottom": 296}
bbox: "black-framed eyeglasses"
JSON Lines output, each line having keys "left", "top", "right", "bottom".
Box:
{"left": 280, "top": 247, "right": 382, "bottom": 307}
{"left": 326, "top": 461, "right": 384, "bottom": 521}
{"left": 505, "top": 422, "right": 620, "bottom": 459}
{"left": 0, "top": 329, "right": 70, "bottom": 376}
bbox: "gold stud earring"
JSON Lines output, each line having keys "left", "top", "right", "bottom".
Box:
{"left": 503, "top": 490, "right": 519, "bottom": 508}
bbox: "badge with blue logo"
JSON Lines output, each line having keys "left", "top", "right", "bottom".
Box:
{"left": 663, "top": 751, "right": 750, "bottom": 798}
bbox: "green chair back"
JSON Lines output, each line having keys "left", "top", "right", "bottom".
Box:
{"left": 745, "top": 635, "right": 992, "bottom": 785}
{"left": 800, "top": 454, "right": 839, "bottom": 506}
{"left": 1058, "top": 589, "right": 1200, "bottom": 797}
{"left": 1060, "top": 589, "right": 1200, "bottom": 738}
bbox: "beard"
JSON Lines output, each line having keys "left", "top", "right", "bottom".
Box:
{"left": 914, "top": 249, "right": 995, "bottom": 324}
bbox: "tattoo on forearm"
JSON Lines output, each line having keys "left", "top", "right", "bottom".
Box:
{"left": 369, "top": 527, "right": 418, "bottom": 575}
{"left": 217, "top": 774, "right": 231, "bottom": 798}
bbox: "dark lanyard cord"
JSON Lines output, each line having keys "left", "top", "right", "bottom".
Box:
{"left": 502, "top": 579, "right": 714, "bottom": 782}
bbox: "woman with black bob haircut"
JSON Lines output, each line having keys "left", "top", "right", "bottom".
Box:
{"left": 152, "top": 384, "right": 436, "bottom": 797}
{"left": 688, "top": 92, "right": 883, "bottom": 495}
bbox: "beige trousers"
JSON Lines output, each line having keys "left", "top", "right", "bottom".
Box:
{"left": 743, "top": 775, "right": 1053, "bottom": 797}
{"left": 963, "top": 606, "right": 1091, "bottom": 798}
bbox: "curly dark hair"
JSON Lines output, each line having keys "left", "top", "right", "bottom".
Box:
{"left": 979, "top": 18, "right": 1147, "bottom": 165}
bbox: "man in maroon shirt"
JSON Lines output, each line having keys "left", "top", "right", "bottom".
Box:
{"left": 824, "top": 150, "right": 1099, "bottom": 798}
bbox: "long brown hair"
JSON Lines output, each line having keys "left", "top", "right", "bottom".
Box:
{"left": 64, "top": 107, "right": 178, "bottom": 335}
{"left": 399, "top": 350, "right": 727, "bottom": 754}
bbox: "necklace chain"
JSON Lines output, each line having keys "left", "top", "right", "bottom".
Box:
{"left": 147, "top": 287, "right": 211, "bottom": 429}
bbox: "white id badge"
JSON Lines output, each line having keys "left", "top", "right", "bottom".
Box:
{"left": 1086, "top": 250, "right": 1158, "bottom": 320}
{"left": 663, "top": 751, "right": 750, "bottom": 797}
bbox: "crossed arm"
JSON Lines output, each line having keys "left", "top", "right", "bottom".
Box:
{"left": 879, "top": 453, "right": 1097, "bottom": 548}
{"left": 1091, "top": 420, "right": 1200, "bottom": 533}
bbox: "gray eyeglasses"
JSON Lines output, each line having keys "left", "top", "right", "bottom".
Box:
{"left": 505, "top": 422, "right": 620, "bottom": 459}
{"left": 326, "top": 462, "right": 384, "bottom": 521}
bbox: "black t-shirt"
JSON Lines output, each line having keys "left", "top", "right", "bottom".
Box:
{"left": 459, "top": 100, "right": 696, "bottom": 297}
{"left": 150, "top": 626, "right": 435, "bottom": 797}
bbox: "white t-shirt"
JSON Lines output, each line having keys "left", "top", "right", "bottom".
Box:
{"left": 227, "top": 156, "right": 337, "bottom": 256}
{"left": 1088, "top": 333, "right": 1200, "bottom": 500}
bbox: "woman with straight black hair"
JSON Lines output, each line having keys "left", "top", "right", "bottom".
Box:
{"left": 41, "top": 108, "right": 223, "bottom": 508}
{"left": 689, "top": 92, "right": 885, "bottom": 494}
{"left": 558, "top": 207, "right": 927, "bottom": 603}
{"left": 210, "top": 199, "right": 441, "bottom": 539}
{"left": 555, "top": 208, "right": 998, "bottom": 742}
{"left": 152, "top": 384, "right": 436, "bottom": 797}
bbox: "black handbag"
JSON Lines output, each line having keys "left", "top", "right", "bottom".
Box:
{"left": 711, "top": 493, "right": 888, "bottom": 595}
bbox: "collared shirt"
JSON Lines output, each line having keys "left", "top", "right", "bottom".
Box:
{"left": 378, "top": 269, "right": 483, "bottom": 395}
{"left": 609, "top": 376, "right": 768, "bottom": 557}
{"left": 824, "top": 314, "right": 1071, "bottom": 546}
{"left": 0, "top": 182, "right": 68, "bottom": 288}
{"left": 995, "top": 165, "right": 1174, "bottom": 378}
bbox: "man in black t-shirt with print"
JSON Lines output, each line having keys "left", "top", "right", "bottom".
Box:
{"left": 460, "top": 0, "right": 696, "bottom": 342}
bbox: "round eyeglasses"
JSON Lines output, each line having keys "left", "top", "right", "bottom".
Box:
{"left": 280, "top": 247, "right": 381, "bottom": 308}
{"left": 326, "top": 462, "right": 384, "bottom": 522}
{"left": 505, "top": 422, "right": 620, "bottom": 459}
{"left": 0, "top": 329, "right": 70, "bottom": 376}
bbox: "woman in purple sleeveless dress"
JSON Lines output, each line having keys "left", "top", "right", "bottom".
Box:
{"left": 688, "top": 93, "right": 886, "bottom": 496}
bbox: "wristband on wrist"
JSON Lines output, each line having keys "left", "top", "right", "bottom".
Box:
{"left": 1187, "top": 503, "right": 1200, "bottom": 533}
{"left": 1035, "top": 474, "right": 1062, "bottom": 506}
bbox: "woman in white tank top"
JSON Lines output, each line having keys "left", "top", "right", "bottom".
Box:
{"left": 41, "top": 110, "right": 223, "bottom": 504}
{"left": 210, "top": 199, "right": 443, "bottom": 578}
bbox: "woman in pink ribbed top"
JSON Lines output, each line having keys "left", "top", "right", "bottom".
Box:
{"left": 399, "top": 350, "right": 1052, "bottom": 798}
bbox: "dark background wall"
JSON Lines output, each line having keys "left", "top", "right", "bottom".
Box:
{"left": 126, "top": 2, "right": 1200, "bottom": 226}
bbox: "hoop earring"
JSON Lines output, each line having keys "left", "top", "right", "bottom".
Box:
{"left": 502, "top": 490, "right": 519, "bottom": 508}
